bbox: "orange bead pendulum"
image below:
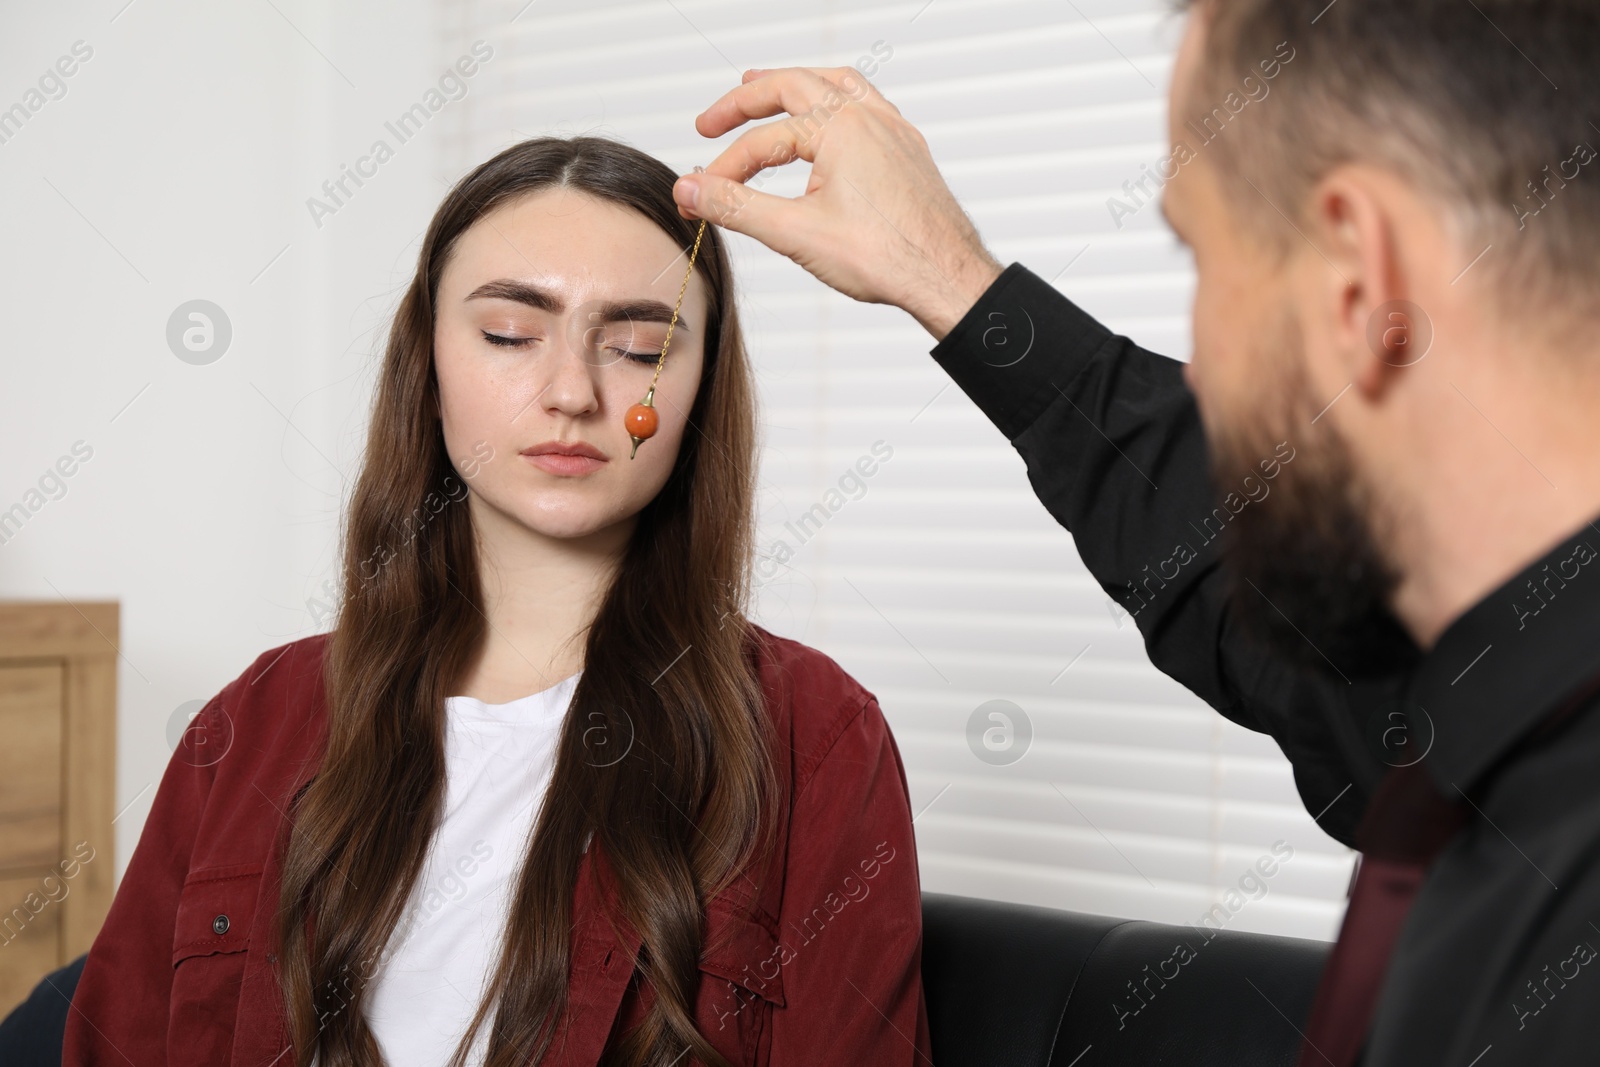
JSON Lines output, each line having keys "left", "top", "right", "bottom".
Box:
{"left": 627, "top": 216, "right": 710, "bottom": 459}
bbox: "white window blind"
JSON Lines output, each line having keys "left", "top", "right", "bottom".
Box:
{"left": 437, "top": 0, "right": 1354, "bottom": 941}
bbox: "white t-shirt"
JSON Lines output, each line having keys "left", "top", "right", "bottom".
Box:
{"left": 361, "top": 670, "right": 581, "bottom": 1067}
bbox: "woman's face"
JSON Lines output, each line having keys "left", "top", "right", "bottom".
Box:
{"left": 433, "top": 187, "right": 708, "bottom": 542}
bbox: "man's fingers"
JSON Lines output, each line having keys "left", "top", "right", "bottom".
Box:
{"left": 810, "top": 64, "right": 901, "bottom": 116}
{"left": 694, "top": 68, "right": 834, "bottom": 137}
{"left": 673, "top": 171, "right": 807, "bottom": 255}
{"left": 673, "top": 63, "right": 972, "bottom": 322}
{"left": 694, "top": 66, "right": 887, "bottom": 139}
{"left": 697, "top": 119, "right": 809, "bottom": 185}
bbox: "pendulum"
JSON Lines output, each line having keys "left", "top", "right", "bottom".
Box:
{"left": 626, "top": 216, "right": 708, "bottom": 459}
{"left": 626, "top": 215, "right": 709, "bottom": 459}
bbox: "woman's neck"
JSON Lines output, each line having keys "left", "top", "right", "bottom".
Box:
{"left": 454, "top": 494, "right": 633, "bottom": 703}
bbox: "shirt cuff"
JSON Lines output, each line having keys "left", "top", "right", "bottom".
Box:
{"left": 928, "top": 261, "right": 1117, "bottom": 442}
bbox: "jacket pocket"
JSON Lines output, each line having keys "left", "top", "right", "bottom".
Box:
{"left": 172, "top": 864, "right": 262, "bottom": 964}
{"left": 697, "top": 896, "right": 786, "bottom": 1065}
{"left": 171, "top": 864, "right": 263, "bottom": 1065}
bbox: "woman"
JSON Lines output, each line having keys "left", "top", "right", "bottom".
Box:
{"left": 62, "top": 137, "right": 931, "bottom": 1067}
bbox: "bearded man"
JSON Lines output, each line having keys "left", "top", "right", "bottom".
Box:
{"left": 672, "top": 1, "right": 1600, "bottom": 1063}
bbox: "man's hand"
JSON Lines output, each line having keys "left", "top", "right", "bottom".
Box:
{"left": 674, "top": 66, "right": 1005, "bottom": 341}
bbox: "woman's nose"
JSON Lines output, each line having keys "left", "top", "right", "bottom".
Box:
{"left": 534, "top": 318, "right": 604, "bottom": 416}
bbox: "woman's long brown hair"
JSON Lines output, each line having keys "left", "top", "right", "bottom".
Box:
{"left": 274, "top": 136, "right": 776, "bottom": 1067}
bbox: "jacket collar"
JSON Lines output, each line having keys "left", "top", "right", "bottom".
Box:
{"left": 1411, "top": 511, "right": 1600, "bottom": 797}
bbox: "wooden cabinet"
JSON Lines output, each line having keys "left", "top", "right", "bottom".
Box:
{"left": 0, "top": 601, "right": 118, "bottom": 1012}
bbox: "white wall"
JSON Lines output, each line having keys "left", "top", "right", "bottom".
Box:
{"left": 0, "top": 0, "right": 445, "bottom": 882}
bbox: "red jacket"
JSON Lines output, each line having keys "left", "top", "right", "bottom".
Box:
{"left": 63, "top": 624, "right": 932, "bottom": 1066}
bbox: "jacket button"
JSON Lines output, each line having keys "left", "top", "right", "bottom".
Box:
{"left": 212, "top": 914, "right": 230, "bottom": 935}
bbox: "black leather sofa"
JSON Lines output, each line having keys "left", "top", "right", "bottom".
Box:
{"left": 1, "top": 893, "right": 1328, "bottom": 1065}
{"left": 921, "top": 893, "right": 1329, "bottom": 1066}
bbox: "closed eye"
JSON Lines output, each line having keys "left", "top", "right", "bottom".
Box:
{"left": 482, "top": 330, "right": 537, "bottom": 348}
{"left": 482, "top": 330, "right": 661, "bottom": 365}
{"left": 614, "top": 347, "right": 663, "bottom": 364}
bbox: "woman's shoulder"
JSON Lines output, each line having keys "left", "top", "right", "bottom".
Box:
{"left": 210, "top": 624, "right": 895, "bottom": 793}
{"left": 743, "top": 620, "right": 879, "bottom": 717}
{"left": 742, "top": 621, "right": 892, "bottom": 786}
{"left": 188, "top": 632, "right": 332, "bottom": 782}
{"left": 216, "top": 630, "right": 331, "bottom": 714}
{"left": 143, "top": 633, "right": 333, "bottom": 881}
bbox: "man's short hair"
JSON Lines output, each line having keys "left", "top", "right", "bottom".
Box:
{"left": 1174, "top": 0, "right": 1600, "bottom": 331}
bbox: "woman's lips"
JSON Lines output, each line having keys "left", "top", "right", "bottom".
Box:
{"left": 522, "top": 452, "right": 606, "bottom": 476}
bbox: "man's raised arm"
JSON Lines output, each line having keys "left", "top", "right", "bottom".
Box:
{"left": 672, "top": 68, "right": 1387, "bottom": 840}
{"left": 928, "top": 259, "right": 1387, "bottom": 843}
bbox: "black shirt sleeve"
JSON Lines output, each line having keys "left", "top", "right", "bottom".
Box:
{"left": 928, "top": 262, "right": 1395, "bottom": 848}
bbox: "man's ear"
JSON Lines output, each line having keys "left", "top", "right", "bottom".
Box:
{"left": 1309, "top": 166, "right": 1420, "bottom": 401}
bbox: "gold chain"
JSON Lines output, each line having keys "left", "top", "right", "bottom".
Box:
{"left": 650, "top": 216, "right": 708, "bottom": 388}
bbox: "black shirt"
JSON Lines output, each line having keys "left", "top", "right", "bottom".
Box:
{"left": 928, "top": 262, "right": 1600, "bottom": 1065}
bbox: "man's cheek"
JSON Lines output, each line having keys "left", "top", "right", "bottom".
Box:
{"left": 1194, "top": 298, "right": 1265, "bottom": 407}
{"left": 1183, "top": 343, "right": 1241, "bottom": 442}
{"left": 1184, "top": 314, "right": 1222, "bottom": 407}
{"left": 1186, "top": 288, "right": 1224, "bottom": 394}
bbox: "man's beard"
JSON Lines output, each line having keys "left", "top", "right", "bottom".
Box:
{"left": 1206, "top": 313, "right": 1420, "bottom": 681}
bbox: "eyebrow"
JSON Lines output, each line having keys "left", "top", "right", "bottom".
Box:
{"left": 465, "top": 279, "right": 691, "bottom": 336}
